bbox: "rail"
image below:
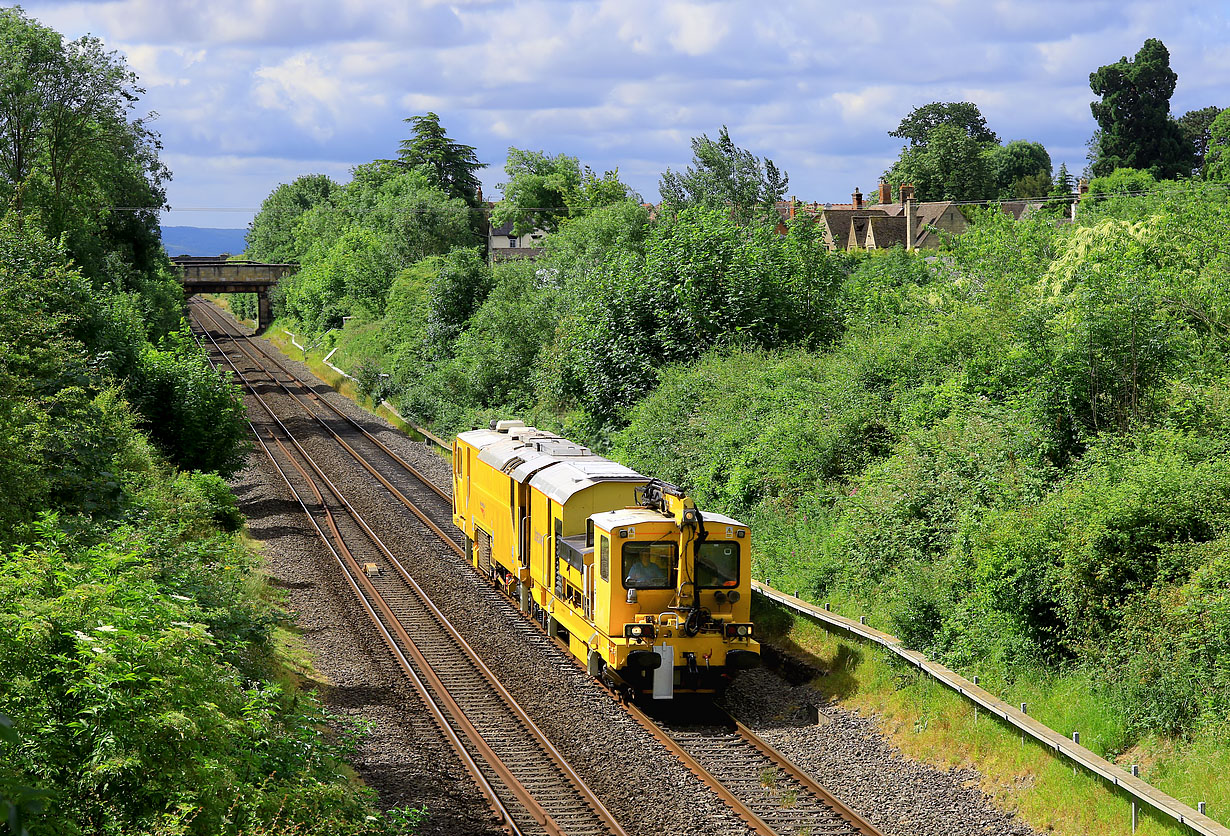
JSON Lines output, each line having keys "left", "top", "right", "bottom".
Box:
{"left": 193, "top": 301, "right": 626, "bottom": 835}
{"left": 752, "top": 581, "right": 1229, "bottom": 836}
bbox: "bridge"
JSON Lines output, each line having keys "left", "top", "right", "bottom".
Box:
{"left": 171, "top": 256, "right": 298, "bottom": 333}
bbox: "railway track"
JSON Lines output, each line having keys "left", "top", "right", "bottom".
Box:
{"left": 189, "top": 299, "right": 627, "bottom": 836}
{"left": 627, "top": 703, "right": 883, "bottom": 836}
{"left": 190, "top": 299, "right": 884, "bottom": 836}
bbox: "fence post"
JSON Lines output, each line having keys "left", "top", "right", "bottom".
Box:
{"left": 1200, "top": 802, "right": 1207, "bottom": 816}
{"left": 1131, "top": 764, "right": 1139, "bottom": 832}
{"left": 1072, "top": 732, "right": 1079, "bottom": 775}
{"left": 972, "top": 676, "right": 979, "bottom": 723}
{"left": 859, "top": 615, "right": 867, "bottom": 625}
{"left": 823, "top": 602, "right": 830, "bottom": 611}
{"left": 1020, "top": 703, "right": 1027, "bottom": 746}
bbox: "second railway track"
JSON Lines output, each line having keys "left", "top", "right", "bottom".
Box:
{"left": 190, "top": 299, "right": 885, "bottom": 836}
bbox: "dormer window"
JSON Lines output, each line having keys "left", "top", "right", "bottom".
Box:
{"left": 509, "top": 237, "right": 518, "bottom": 248}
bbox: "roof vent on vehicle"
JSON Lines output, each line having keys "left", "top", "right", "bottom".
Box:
{"left": 495, "top": 419, "right": 526, "bottom": 434}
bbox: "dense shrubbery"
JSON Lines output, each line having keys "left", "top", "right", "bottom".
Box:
{"left": 613, "top": 182, "right": 1230, "bottom": 740}
{"left": 0, "top": 213, "right": 407, "bottom": 833}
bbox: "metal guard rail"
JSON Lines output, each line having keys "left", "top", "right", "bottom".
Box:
{"left": 752, "top": 581, "right": 1229, "bottom": 836}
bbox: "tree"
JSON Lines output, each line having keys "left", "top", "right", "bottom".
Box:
{"left": 1202, "top": 109, "right": 1230, "bottom": 181}
{"left": 491, "top": 148, "right": 579, "bottom": 236}
{"left": 1178, "top": 106, "right": 1224, "bottom": 174}
{"left": 245, "top": 173, "right": 338, "bottom": 263}
{"left": 1050, "top": 162, "right": 1075, "bottom": 196}
{"left": 658, "top": 126, "right": 788, "bottom": 227}
{"left": 397, "top": 112, "right": 484, "bottom": 206}
{"left": 885, "top": 122, "right": 994, "bottom": 202}
{"left": 0, "top": 10, "right": 167, "bottom": 264}
{"left": 1088, "top": 38, "right": 1192, "bottom": 178}
{"left": 985, "top": 140, "right": 1052, "bottom": 198}
{"left": 890, "top": 101, "right": 999, "bottom": 147}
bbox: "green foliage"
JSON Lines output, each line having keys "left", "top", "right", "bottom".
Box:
{"left": 570, "top": 207, "right": 843, "bottom": 427}
{"left": 245, "top": 174, "right": 339, "bottom": 263}
{"left": 128, "top": 328, "right": 249, "bottom": 477}
{"left": 1088, "top": 38, "right": 1192, "bottom": 179}
{"left": 425, "top": 247, "right": 493, "bottom": 361}
{"left": 1050, "top": 162, "right": 1075, "bottom": 196}
{"left": 397, "top": 112, "right": 484, "bottom": 207}
{"left": 1178, "top": 105, "right": 1223, "bottom": 174}
{"left": 889, "top": 101, "right": 999, "bottom": 147}
{"left": 0, "top": 508, "right": 386, "bottom": 835}
{"left": 277, "top": 163, "right": 473, "bottom": 330}
{"left": 490, "top": 148, "right": 634, "bottom": 236}
{"left": 1087, "top": 166, "right": 1158, "bottom": 197}
{"left": 1204, "top": 109, "right": 1230, "bottom": 181}
{"left": 491, "top": 147, "right": 581, "bottom": 235}
{"left": 885, "top": 122, "right": 994, "bottom": 202}
{"left": 658, "top": 126, "right": 788, "bottom": 227}
{"left": 0, "top": 8, "right": 168, "bottom": 283}
{"left": 985, "top": 140, "right": 1052, "bottom": 198}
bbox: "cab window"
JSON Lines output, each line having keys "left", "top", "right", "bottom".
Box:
{"left": 622, "top": 541, "right": 676, "bottom": 589}
{"left": 696, "top": 541, "right": 739, "bottom": 588}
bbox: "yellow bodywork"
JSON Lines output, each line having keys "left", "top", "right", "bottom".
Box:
{"left": 452, "top": 422, "right": 759, "bottom": 696}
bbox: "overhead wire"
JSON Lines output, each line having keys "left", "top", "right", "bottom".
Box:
{"left": 104, "top": 179, "right": 1230, "bottom": 214}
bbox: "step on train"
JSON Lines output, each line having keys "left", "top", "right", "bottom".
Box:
{"left": 453, "top": 420, "right": 760, "bottom": 700}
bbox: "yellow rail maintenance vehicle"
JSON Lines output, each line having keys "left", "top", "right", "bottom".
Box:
{"left": 453, "top": 420, "right": 760, "bottom": 699}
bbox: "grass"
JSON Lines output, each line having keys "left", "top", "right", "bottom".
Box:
{"left": 752, "top": 595, "right": 1224, "bottom": 835}
{"left": 263, "top": 321, "right": 447, "bottom": 458}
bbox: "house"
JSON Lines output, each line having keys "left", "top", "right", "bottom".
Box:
{"left": 814, "top": 184, "right": 970, "bottom": 252}
{"left": 486, "top": 214, "right": 546, "bottom": 264}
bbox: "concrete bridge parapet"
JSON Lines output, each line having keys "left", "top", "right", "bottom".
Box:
{"left": 171, "top": 256, "right": 298, "bottom": 332}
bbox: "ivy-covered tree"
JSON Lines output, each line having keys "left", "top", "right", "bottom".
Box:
{"left": 658, "top": 126, "right": 788, "bottom": 227}
{"left": 1088, "top": 38, "right": 1192, "bottom": 178}
{"left": 397, "top": 112, "right": 484, "bottom": 207}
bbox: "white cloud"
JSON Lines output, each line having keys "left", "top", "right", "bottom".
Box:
{"left": 664, "top": 2, "right": 730, "bottom": 56}
{"left": 15, "top": 0, "right": 1229, "bottom": 227}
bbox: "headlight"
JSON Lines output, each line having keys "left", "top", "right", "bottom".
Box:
{"left": 724, "top": 622, "right": 754, "bottom": 639}
{"left": 624, "top": 622, "right": 656, "bottom": 641}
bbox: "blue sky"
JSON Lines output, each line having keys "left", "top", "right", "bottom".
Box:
{"left": 18, "top": 0, "right": 1230, "bottom": 229}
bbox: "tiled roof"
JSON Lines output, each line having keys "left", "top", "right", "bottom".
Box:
{"left": 867, "top": 215, "right": 908, "bottom": 249}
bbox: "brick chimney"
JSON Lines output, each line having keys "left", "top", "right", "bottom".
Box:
{"left": 852, "top": 187, "right": 863, "bottom": 210}
{"left": 899, "top": 183, "right": 915, "bottom": 203}
{"left": 789, "top": 195, "right": 796, "bottom": 219}
{"left": 878, "top": 182, "right": 891, "bottom": 205}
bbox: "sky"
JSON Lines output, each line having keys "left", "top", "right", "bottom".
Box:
{"left": 18, "top": 0, "right": 1230, "bottom": 230}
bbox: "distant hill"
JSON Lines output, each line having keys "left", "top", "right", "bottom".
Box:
{"left": 160, "top": 226, "right": 248, "bottom": 257}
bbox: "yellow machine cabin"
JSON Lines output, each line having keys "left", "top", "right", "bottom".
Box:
{"left": 453, "top": 420, "right": 760, "bottom": 699}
